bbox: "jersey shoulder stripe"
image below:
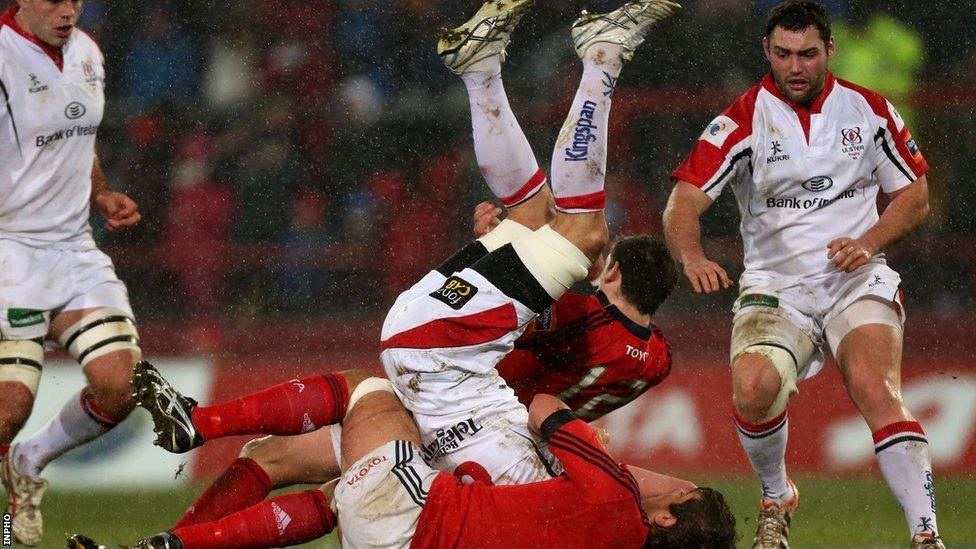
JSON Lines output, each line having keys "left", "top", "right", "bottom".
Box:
{"left": 671, "top": 82, "right": 761, "bottom": 189}
{"left": 834, "top": 78, "right": 929, "bottom": 180}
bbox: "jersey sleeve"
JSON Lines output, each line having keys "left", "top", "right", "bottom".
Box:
{"left": 541, "top": 410, "right": 640, "bottom": 501}
{"left": 871, "top": 98, "right": 929, "bottom": 193}
{"left": 671, "top": 85, "right": 760, "bottom": 201}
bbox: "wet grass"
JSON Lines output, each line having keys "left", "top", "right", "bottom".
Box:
{"left": 32, "top": 474, "right": 976, "bottom": 548}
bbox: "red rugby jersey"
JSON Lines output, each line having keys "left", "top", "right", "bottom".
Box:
{"left": 411, "top": 416, "right": 650, "bottom": 548}
{"left": 498, "top": 291, "right": 672, "bottom": 421}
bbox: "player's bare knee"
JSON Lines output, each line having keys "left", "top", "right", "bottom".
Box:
{"left": 732, "top": 351, "right": 789, "bottom": 422}
{"left": 847, "top": 379, "right": 902, "bottom": 417}
{"left": 0, "top": 384, "right": 34, "bottom": 437}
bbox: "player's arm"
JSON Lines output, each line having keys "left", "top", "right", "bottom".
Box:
{"left": 91, "top": 154, "right": 141, "bottom": 231}
{"left": 827, "top": 175, "right": 929, "bottom": 272}
{"left": 662, "top": 181, "right": 732, "bottom": 293}
{"left": 624, "top": 464, "right": 697, "bottom": 498}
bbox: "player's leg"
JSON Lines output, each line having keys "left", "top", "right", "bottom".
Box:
{"left": 13, "top": 308, "right": 140, "bottom": 482}
{"left": 828, "top": 299, "right": 942, "bottom": 546}
{"left": 173, "top": 428, "right": 340, "bottom": 528}
{"left": 728, "top": 302, "right": 815, "bottom": 548}
{"left": 439, "top": 0, "right": 551, "bottom": 232}
{"left": 546, "top": 0, "right": 679, "bottom": 259}
{"left": 134, "top": 362, "right": 369, "bottom": 453}
{"left": 0, "top": 337, "right": 45, "bottom": 546}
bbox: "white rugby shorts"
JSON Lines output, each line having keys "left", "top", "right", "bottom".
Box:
{"left": 380, "top": 244, "right": 561, "bottom": 484}
{"left": 0, "top": 239, "right": 133, "bottom": 340}
{"left": 335, "top": 440, "right": 440, "bottom": 549}
{"left": 732, "top": 260, "right": 904, "bottom": 381}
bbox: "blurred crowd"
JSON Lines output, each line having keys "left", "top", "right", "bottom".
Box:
{"left": 77, "top": 0, "right": 976, "bottom": 320}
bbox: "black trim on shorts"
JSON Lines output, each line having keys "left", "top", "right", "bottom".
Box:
{"left": 874, "top": 127, "right": 914, "bottom": 183}
{"left": 703, "top": 148, "right": 752, "bottom": 194}
{"left": 0, "top": 77, "right": 22, "bottom": 156}
{"left": 63, "top": 315, "right": 135, "bottom": 350}
{"left": 435, "top": 241, "right": 490, "bottom": 277}
{"left": 392, "top": 441, "right": 429, "bottom": 507}
{"left": 875, "top": 435, "right": 927, "bottom": 454}
{"left": 469, "top": 244, "right": 554, "bottom": 314}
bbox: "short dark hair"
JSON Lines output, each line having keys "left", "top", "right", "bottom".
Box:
{"left": 644, "top": 487, "right": 739, "bottom": 548}
{"left": 765, "top": 0, "right": 831, "bottom": 44}
{"left": 609, "top": 235, "right": 678, "bottom": 316}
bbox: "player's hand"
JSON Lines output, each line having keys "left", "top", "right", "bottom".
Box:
{"left": 681, "top": 255, "right": 733, "bottom": 294}
{"left": 94, "top": 190, "right": 142, "bottom": 231}
{"left": 472, "top": 201, "right": 503, "bottom": 237}
{"left": 827, "top": 236, "right": 874, "bottom": 273}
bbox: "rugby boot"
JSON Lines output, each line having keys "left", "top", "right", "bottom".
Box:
{"left": 132, "top": 361, "right": 204, "bottom": 453}
{"left": 66, "top": 534, "right": 109, "bottom": 549}
{"left": 571, "top": 0, "right": 682, "bottom": 61}
{"left": 2, "top": 443, "right": 48, "bottom": 546}
{"left": 437, "top": 0, "right": 535, "bottom": 74}
{"left": 134, "top": 532, "right": 184, "bottom": 549}
{"left": 752, "top": 479, "right": 799, "bottom": 549}
{"left": 911, "top": 533, "right": 946, "bottom": 549}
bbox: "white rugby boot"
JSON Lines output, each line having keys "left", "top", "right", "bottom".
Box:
{"left": 571, "top": 0, "right": 681, "bottom": 61}
{"left": 437, "top": 0, "right": 535, "bottom": 75}
{"left": 752, "top": 479, "right": 799, "bottom": 549}
{"left": 1, "top": 443, "right": 48, "bottom": 546}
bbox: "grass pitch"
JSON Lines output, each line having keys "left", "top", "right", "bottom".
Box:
{"left": 31, "top": 474, "right": 976, "bottom": 548}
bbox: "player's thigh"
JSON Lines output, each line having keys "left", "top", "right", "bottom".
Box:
{"left": 829, "top": 300, "right": 904, "bottom": 400}
{"left": 341, "top": 381, "right": 421, "bottom": 473}
{"left": 243, "top": 430, "right": 341, "bottom": 486}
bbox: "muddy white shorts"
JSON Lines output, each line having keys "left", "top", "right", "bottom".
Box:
{"left": 732, "top": 259, "right": 904, "bottom": 381}
{"left": 335, "top": 440, "right": 440, "bottom": 549}
{"left": 380, "top": 242, "right": 572, "bottom": 485}
{"left": 0, "top": 239, "right": 133, "bottom": 340}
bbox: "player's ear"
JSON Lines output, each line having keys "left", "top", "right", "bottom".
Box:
{"left": 826, "top": 36, "right": 836, "bottom": 60}
{"left": 762, "top": 36, "right": 771, "bottom": 61}
{"left": 651, "top": 510, "right": 678, "bottom": 529}
{"left": 602, "top": 261, "right": 621, "bottom": 284}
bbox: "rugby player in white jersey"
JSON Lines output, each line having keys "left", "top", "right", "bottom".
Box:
{"left": 0, "top": 0, "right": 143, "bottom": 545}
{"left": 663, "top": 1, "right": 941, "bottom": 547}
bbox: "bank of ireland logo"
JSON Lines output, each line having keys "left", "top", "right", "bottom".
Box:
{"left": 65, "top": 102, "right": 86, "bottom": 120}
{"left": 801, "top": 175, "right": 833, "bottom": 192}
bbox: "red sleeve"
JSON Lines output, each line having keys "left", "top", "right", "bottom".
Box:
{"left": 671, "top": 83, "right": 761, "bottom": 199}
{"left": 838, "top": 79, "right": 929, "bottom": 191}
{"left": 542, "top": 412, "right": 640, "bottom": 501}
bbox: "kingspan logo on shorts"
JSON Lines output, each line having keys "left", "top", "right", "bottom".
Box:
{"left": 801, "top": 175, "right": 833, "bottom": 192}
{"left": 564, "top": 100, "right": 598, "bottom": 162}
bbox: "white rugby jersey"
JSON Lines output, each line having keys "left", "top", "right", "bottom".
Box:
{"left": 0, "top": 6, "right": 104, "bottom": 248}
{"left": 673, "top": 72, "right": 929, "bottom": 280}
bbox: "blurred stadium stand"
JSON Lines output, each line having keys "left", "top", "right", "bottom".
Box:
{"left": 76, "top": 0, "right": 976, "bottom": 348}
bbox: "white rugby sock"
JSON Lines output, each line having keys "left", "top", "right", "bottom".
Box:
{"left": 874, "top": 421, "right": 939, "bottom": 536}
{"left": 14, "top": 389, "right": 118, "bottom": 477}
{"left": 550, "top": 44, "right": 625, "bottom": 213}
{"left": 734, "top": 411, "right": 795, "bottom": 503}
{"left": 460, "top": 57, "right": 545, "bottom": 208}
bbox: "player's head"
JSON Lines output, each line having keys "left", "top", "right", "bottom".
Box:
{"left": 14, "top": 0, "right": 82, "bottom": 47}
{"left": 642, "top": 487, "right": 738, "bottom": 548}
{"left": 762, "top": 0, "right": 835, "bottom": 106}
{"left": 600, "top": 235, "right": 678, "bottom": 316}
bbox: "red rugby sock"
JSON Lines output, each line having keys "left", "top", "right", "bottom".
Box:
{"left": 174, "top": 457, "right": 273, "bottom": 528}
{"left": 192, "top": 374, "right": 348, "bottom": 440}
{"left": 172, "top": 489, "right": 335, "bottom": 549}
